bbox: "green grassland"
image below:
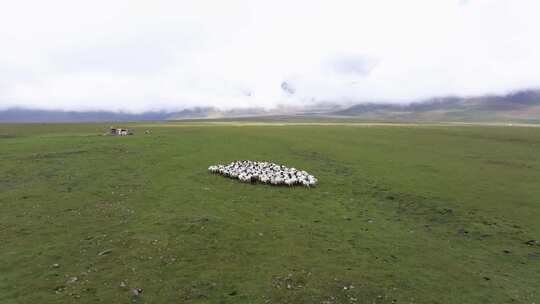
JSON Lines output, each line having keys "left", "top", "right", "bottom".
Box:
{"left": 1, "top": 122, "right": 539, "bottom": 303}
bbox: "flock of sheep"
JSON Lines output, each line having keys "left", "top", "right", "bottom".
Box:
{"left": 208, "top": 160, "right": 318, "bottom": 187}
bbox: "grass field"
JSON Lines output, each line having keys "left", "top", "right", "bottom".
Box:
{"left": 1, "top": 122, "right": 539, "bottom": 303}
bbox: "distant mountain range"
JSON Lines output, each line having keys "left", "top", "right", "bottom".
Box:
{"left": 0, "top": 109, "right": 173, "bottom": 123}
{"left": 331, "top": 89, "right": 540, "bottom": 123}
{"left": 1, "top": 89, "right": 540, "bottom": 123}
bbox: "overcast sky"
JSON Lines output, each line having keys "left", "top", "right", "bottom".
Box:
{"left": 1, "top": 0, "right": 539, "bottom": 112}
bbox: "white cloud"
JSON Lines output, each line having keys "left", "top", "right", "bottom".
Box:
{"left": 0, "top": 0, "right": 539, "bottom": 112}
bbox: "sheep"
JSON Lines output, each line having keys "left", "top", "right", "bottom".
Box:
{"left": 208, "top": 160, "right": 317, "bottom": 187}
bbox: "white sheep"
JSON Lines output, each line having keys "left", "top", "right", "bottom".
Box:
{"left": 208, "top": 160, "right": 317, "bottom": 187}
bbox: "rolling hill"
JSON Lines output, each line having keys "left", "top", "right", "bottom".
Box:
{"left": 1, "top": 89, "right": 539, "bottom": 123}
{"left": 332, "top": 90, "right": 540, "bottom": 123}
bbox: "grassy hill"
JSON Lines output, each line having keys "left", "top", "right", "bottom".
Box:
{"left": 333, "top": 90, "right": 540, "bottom": 123}
{"left": 4, "top": 90, "right": 540, "bottom": 123}
{"left": 1, "top": 122, "right": 539, "bottom": 303}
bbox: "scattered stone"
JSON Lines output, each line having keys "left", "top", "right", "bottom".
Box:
{"left": 439, "top": 208, "right": 453, "bottom": 215}
{"left": 52, "top": 263, "right": 60, "bottom": 268}
{"left": 457, "top": 228, "right": 469, "bottom": 235}
{"left": 54, "top": 286, "right": 65, "bottom": 294}
{"left": 66, "top": 277, "right": 78, "bottom": 284}
{"left": 120, "top": 281, "right": 127, "bottom": 288}
{"left": 98, "top": 249, "right": 113, "bottom": 256}
{"left": 524, "top": 240, "right": 539, "bottom": 247}
{"left": 129, "top": 288, "right": 143, "bottom": 297}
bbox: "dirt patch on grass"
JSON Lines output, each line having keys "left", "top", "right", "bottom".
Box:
{"left": 31, "top": 149, "right": 89, "bottom": 159}
{"left": 267, "top": 271, "right": 393, "bottom": 304}
{"left": 0, "top": 134, "right": 16, "bottom": 139}
{"left": 484, "top": 159, "right": 535, "bottom": 170}
{"left": 355, "top": 178, "right": 527, "bottom": 242}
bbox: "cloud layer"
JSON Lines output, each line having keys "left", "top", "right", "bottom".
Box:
{"left": 1, "top": 0, "right": 539, "bottom": 112}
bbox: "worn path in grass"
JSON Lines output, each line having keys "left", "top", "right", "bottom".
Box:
{"left": 1, "top": 123, "right": 539, "bottom": 303}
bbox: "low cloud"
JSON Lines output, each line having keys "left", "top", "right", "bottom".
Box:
{"left": 326, "top": 53, "right": 378, "bottom": 77}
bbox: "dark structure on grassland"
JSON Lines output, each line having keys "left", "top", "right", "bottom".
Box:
{"left": 109, "top": 127, "right": 132, "bottom": 136}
